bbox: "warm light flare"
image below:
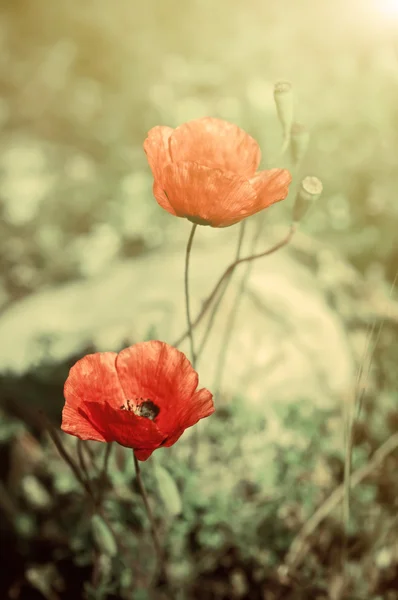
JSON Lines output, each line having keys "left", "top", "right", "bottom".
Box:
{"left": 375, "top": 0, "right": 398, "bottom": 17}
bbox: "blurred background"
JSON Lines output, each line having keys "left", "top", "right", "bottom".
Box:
{"left": 0, "top": 1, "right": 397, "bottom": 599}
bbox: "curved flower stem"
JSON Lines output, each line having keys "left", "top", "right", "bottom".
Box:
{"left": 213, "top": 215, "right": 264, "bottom": 394}
{"left": 42, "top": 417, "right": 135, "bottom": 573}
{"left": 41, "top": 412, "right": 96, "bottom": 504}
{"left": 97, "top": 442, "right": 113, "bottom": 506}
{"left": 196, "top": 275, "right": 231, "bottom": 360}
{"left": 174, "top": 224, "right": 296, "bottom": 349}
{"left": 285, "top": 432, "right": 398, "bottom": 571}
{"left": 133, "top": 453, "right": 167, "bottom": 582}
{"left": 189, "top": 223, "right": 245, "bottom": 469}
{"left": 100, "top": 442, "right": 113, "bottom": 480}
{"left": 185, "top": 224, "right": 198, "bottom": 367}
{"left": 77, "top": 439, "right": 91, "bottom": 483}
{"left": 196, "top": 221, "right": 247, "bottom": 361}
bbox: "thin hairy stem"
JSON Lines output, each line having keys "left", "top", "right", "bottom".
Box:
{"left": 77, "top": 439, "right": 91, "bottom": 483}
{"left": 185, "top": 224, "right": 198, "bottom": 367}
{"left": 342, "top": 270, "right": 398, "bottom": 541}
{"left": 133, "top": 454, "right": 167, "bottom": 583}
{"left": 285, "top": 432, "right": 398, "bottom": 571}
{"left": 42, "top": 415, "right": 135, "bottom": 574}
{"left": 95, "top": 442, "right": 113, "bottom": 506}
{"left": 40, "top": 412, "right": 96, "bottom": 504}
{"left": 101, "top": 442, "right": 113, "bottom": 479}
{"left": 213, "top": 215, "right": 265, "bottom": 394}
{"left": 196, "top": 275, "right": 231, "bottom": 359}
{"left": 173, "top": 224, "right": 296, "bottom": 349}
{"left": 197, "top": 221, "right": 247, "bottom": 361}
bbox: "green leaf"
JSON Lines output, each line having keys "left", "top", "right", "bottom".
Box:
{"left": 153, "top": 464, "right": 182, "bottom": 517}
{"left": 90, "top": 514, "right": 117, "bottom": 557}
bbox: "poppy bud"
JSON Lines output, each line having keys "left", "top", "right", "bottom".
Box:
{"left": 290, "top": 122, "right": 310, "bottom": 166}
{"left": 91, "top": 514, "right": 117, "bottom": 557}
{"left": 273, "top": 81, "right": 294, "bottom": 140}
{"left": 293, "top": 176, "right": 323, "bottom": 222}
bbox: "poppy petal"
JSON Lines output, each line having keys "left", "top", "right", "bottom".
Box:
{"left": 61, "top": 342, "right": 215, "bottom": 458}
{"left": 115, "top": 341, "right": 199, "bottom": 431}
{"left": 144, "top": 126, "right": 173, "bottom": 182}
{"left": 158, "top": 429, "right": 185, "bottom": 448}
{"left": 169, "top": 117, "right": 261, "bottom": 178}
{"left": 61, "top": 403, "right": 107, "bottom": 442}
{"left": 249, "top": 168, "right": 292, "bottom": 210}
{"left": 134, "top": 448, "right": 155, "bottom": 461}
{"left": 152, "top": 180, "right": 177, "bottom": 216}
{"left": 160, "top": 388, "right": 214, "bottom": 446}
{"left": 62, "top": 352, "right": 126, "bottom": 440}
{"left": 158, "top": 388, "right": 214, "bottom": 442}
{"left": 180, "top": 387, "right": 215, "bottom": 428}
{"left": 83, "top": 401, "right": 165, "bottom": 450}
{"left": 161, "top": 161, "right": 258, "bottom": 227}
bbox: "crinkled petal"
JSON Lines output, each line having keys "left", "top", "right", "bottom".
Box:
{"left": 62, "top": 352, "right": 125, "bottom": 440}
{"left": 161, "top": 161, "right": 258, "bottom": 227}
{"left": 178, "top": 387, "right": 215, "bottom": 429}
{"left": 61, "top": 403, "right": 107, "bottom": 442}
{"left": 83, "top": 401, "right": 165, "bottom": 450}
{"left": 115, "top": 341, "right": 200, "bottom": 436}
{"left": 249, "top": 168, "right": 292, "bottom": 210}
{"left": 144, "top": 126, "right": 174, "bottom": 182}
{"left": 160, "top": 389, "right": 214, "bottom": 446}
{"left": 158, "top": 428, "right": 185, "bottom": 448}
{"left": 152, "top": 180, "right": 177, "bottom": 216}
{"left": 169, "top": 117, "right": 260, "bottom": 177}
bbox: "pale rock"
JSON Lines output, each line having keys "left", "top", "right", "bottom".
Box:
{"left": 0, "top": 226, "right": 355, "bottom": 416}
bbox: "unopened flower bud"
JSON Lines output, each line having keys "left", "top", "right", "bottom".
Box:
{"left": 274, "top": 81, "right": 293, "bottom": 139}
{"left": 290, "top": 122, "right": 310, "bottom": 166}
{"left": 293, "top": 176, "right": 323, "bottom": 222}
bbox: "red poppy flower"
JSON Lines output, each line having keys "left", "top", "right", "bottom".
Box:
{"left": 144, "top": 117, "right": 292, "bottom": 227}
{"left": 61, "top": 341, "right": 214, "bottom": 461}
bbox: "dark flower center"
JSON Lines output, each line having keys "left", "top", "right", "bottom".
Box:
{"left": 120, "top": 398, "right": 160, "bottom": 420}
{"left": 136, "top": 399, "right": 160, "bottom": 420}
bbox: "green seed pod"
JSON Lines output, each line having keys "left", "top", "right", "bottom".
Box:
{"left": 273, "top": 81, "right": 294, "bottom": 139}
{"left": 290, "top": 122, "right": 310, "bottom": 166}
{"left": 90, "top": 514, "right": 117, "bottom": 557}
{"left": 293, "top": 176, "right": 323, "bottom": 222}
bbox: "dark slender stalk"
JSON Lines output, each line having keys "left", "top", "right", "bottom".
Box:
{"left": 184, "top": 223, "right": 198, "bottom": 367}
{"left": 94, "top": 442, "right": 113, "bottom": 507}
{"left": 77, "top": 439, "right": 91, "bottom": 483}
{"left": 103, "top": 442, "right": 113, "bottom": 473}
{"left": 197, "top": 221, "right": 247, "bottom": 360}
{"left": 214, "top": 215, "right": 264, "bottom": 393}
{"left": 40, "top": 412, "right": 95, "bottom": 503}
{"left": 99, "top": 442, "right": 113, "bottom": 482}
{"left": 133, "top": 453, "right": 167, "bottom": 581}
{"left": 190, "top": 223, "right": 294, "bottom": 470}
{"left": 285, "top": 432, "right": 398, "bottom": 570}
{"left": 196, "top": 275, "right": 232, "bottom": 359}
{"left": 83, "top": 441, "right": 96, "bottom": 464}
{"left": 173, "top": 224, "right": 296, "bottom": 349}
{"left": 41, "top": 415, "right": 134, "bottom": 574}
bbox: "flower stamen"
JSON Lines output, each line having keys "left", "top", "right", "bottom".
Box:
{"left": 120, "top": 398, "right": 160, "bottom": 420}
